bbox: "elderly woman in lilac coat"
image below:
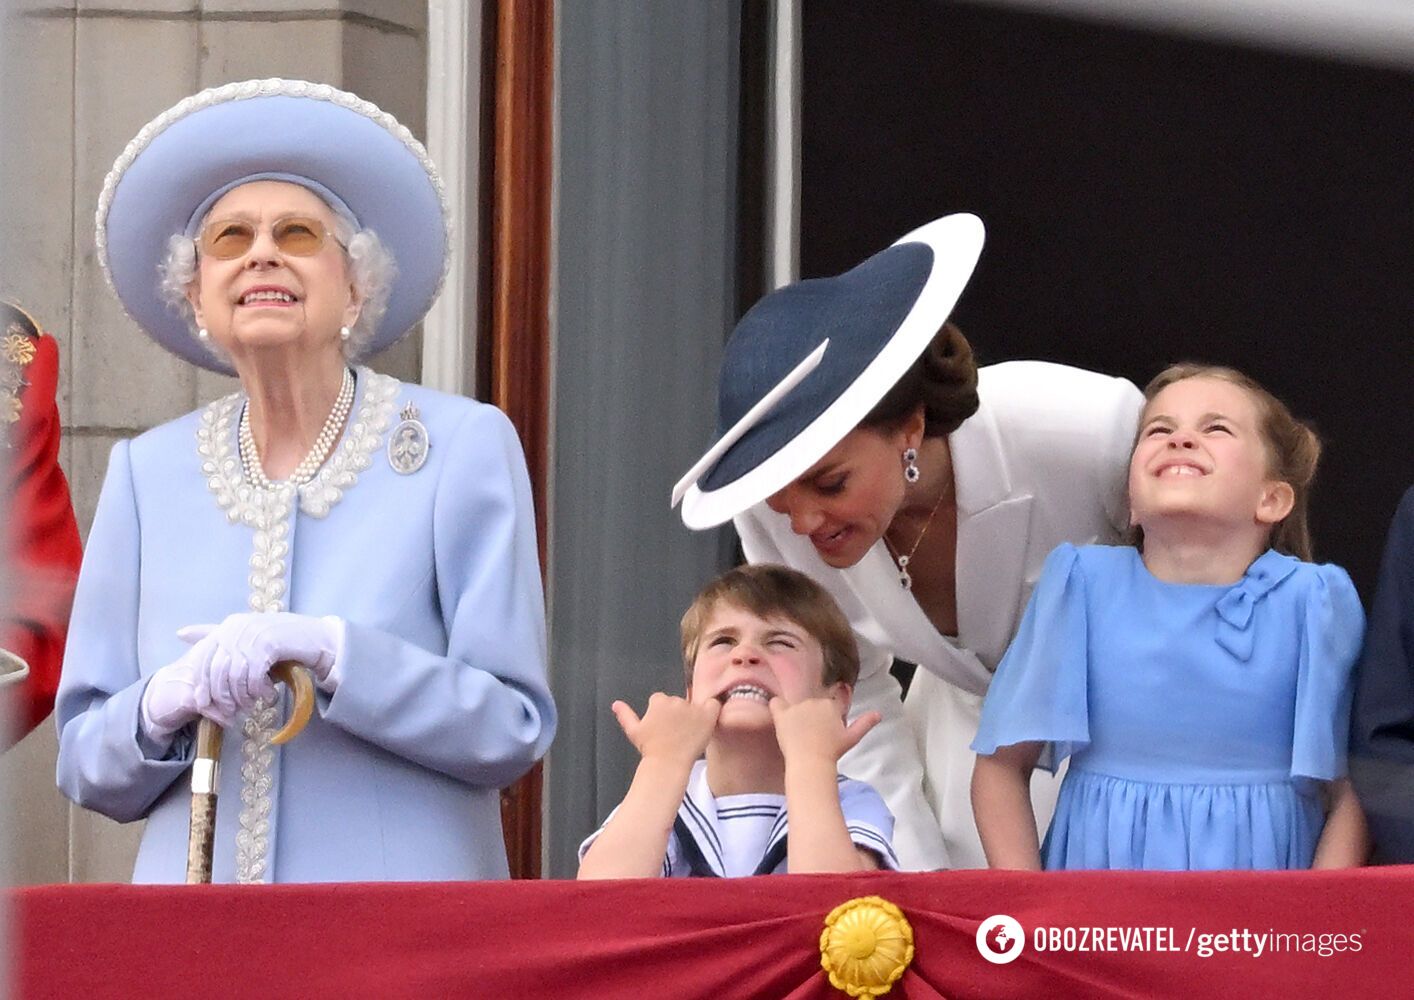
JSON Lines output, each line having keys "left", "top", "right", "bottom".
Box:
{"left": 55, "top": 80, "right": 555, "bottom": 883}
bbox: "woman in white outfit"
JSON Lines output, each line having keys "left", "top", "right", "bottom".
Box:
{"left": 673, "top": 214, "right": 1141, "bottom": 869}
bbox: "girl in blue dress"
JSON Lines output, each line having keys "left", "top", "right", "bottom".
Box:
{"left": 970, "top": 364, "right": 1369, "bottom": 870}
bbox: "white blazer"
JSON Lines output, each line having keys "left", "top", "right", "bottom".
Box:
{"left": 736, "top": 360, "right": 1142, "bottom": 869}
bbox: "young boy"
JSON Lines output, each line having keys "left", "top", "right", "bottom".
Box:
{"left": 578, "top": 564, "right": 897, "bottom": 878}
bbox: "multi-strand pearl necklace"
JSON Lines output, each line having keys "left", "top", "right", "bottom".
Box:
{"left": 238, "top": 366, "right": 355, "bottom": 490}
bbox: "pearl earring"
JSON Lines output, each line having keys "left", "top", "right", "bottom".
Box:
{"left": 339, "top": 326, "right": 351, "bottom": 343}
{"left": 902, "top": 447, "right": 920, "bottom": 484}
{"left": 197, "top": 327, "right": 209, "bottom": 342}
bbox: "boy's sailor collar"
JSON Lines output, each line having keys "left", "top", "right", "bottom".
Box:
{"left": 669, "top": 760, "right": 898, "bottom": 876}
{"left": 196, "top": 365, "right": 401, "bottom": 521}
{"left": 673, "top": 761, "right": 788, "bottom": 878}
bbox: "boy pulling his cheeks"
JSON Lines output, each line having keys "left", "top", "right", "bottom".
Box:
{"left": 578, "top": 564, "right": 896, "bottom": 878}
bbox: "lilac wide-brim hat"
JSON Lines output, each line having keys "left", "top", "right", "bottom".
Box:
{"left": 672, "top": 213, "right": 985, "bottom": 530}
{"left": 96, "top": 78, "right": 448, "bottom": 374}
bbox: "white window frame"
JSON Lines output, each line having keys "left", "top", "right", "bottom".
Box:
{"left": 423, "top": 0, "right": 482, "bottom": 394}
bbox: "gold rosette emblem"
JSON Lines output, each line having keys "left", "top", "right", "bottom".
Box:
{"left": 819, "top": 895, "right": 915, "bottom": 997}
{"left": 2, "top": 330, "right": 36, "bottom": 366}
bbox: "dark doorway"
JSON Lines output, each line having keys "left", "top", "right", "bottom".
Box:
{"left": 802, "top": 0, "right": 1413, "bottom": 597}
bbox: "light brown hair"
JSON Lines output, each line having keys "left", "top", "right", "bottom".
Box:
{"left": 680, "top": 564, "right": 860, "bottom": 690}
{"left": 1137, "top": 363, "right": 1321, "bottom": 561}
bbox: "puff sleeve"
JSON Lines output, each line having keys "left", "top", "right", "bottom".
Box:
{"left": 971, "top": 543, "right": 1091, "bottom": 772}
{"left": 1289, "top": 563, "right": 1365, "bottom": 782}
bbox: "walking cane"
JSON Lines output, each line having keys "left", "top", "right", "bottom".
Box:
{"left": 185, "top": 661, "right": 315, "bottom": 883}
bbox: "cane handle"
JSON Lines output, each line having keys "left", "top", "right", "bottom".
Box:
{"left": 269, "top": 661, "right": 315, "bottom": 745}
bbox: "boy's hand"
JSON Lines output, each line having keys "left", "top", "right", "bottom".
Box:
{"left": 611, "top": 694, "right": 721, "bottom": 765}
{"left": 769, "top": 696, "right": 881, "bottom": 765}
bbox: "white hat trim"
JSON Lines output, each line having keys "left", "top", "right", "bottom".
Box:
{"left": 670, "top": 339, "right": 830, "bottom": 507}
{"left": 676, "top": 213, "right": 984, "bottom": 529}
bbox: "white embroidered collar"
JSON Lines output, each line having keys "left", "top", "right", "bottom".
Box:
{"left": 196, "top": 366, "right": 401, "bottom": 520}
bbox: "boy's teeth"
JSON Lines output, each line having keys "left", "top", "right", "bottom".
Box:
{"left": 724, "top": 684, "right": 769, "bottom": 703}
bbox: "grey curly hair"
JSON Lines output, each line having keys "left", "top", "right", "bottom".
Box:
{"left": 157, "top": 199, "right": 397, "bottom": 365}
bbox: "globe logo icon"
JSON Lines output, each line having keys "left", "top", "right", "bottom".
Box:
{"left": 976, "top": 914, "right": 1025, "bottom": 964}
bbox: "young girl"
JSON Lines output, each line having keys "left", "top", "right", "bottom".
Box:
{"left": 970, "top": 364, "right": 1368, "bottom": 870}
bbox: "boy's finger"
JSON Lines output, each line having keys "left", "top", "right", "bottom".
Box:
{"left": 610, "top": 700, "right": 641, "bottom": 737}
{"left": 699, "top": 698, "right": 722, "bottom": 723}
{"left": 767, "top": 696, "right": 787, "bottom": 721}
{"left": 841, "top": 711, "right": 883, "bottom": 751}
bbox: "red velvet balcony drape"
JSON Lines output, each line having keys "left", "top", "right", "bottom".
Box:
{"left": 13, "top": 867, "right": 1409, "bottom": 999}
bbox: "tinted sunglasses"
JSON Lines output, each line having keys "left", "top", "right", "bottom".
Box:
{"left": 198, "top": 216, "right": 345, "bottom": 260}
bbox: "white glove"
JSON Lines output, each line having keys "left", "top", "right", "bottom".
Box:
{"left": 177, "top": 612, "right": 345, "bottom": 700}
{"left": 139, "top": 633, "right": 233, "bottom": 743}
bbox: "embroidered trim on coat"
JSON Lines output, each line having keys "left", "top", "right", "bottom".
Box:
{"left": 194, "top": 366, "right": 400, "bottom": 882}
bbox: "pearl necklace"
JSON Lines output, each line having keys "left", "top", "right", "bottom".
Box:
{"left": 239, "top": 367, "right": 355, "bottom": 490}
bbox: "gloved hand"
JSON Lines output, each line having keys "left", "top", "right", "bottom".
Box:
{"left": 177, "top": 612, "right": 345, "bottom": 701}
{"left": 140, "top": 633, "right": 233, "bottom": 743}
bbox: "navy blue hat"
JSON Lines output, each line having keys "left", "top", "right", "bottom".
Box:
{"left": 673, "top": 213, "right": 984, "bottom": 529}
{"left": 95, "top": 78, "right": 448, "bottom": 374}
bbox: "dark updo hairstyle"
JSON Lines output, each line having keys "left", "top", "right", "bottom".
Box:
{"left": 859, "top": 322, "right": 980, "bottom": 436}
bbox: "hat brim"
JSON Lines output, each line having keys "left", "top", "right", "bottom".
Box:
{"left": 678, "top": 213, "right": 984, "bottom": 529}
{"left": 97, "top": 79, "right": 448, "bottom": 375}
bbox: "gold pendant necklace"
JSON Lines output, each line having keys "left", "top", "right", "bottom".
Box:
{"left": 883, "top": 486, "right": 948, "bottom": 591}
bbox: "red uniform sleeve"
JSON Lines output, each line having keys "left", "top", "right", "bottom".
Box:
{"left": 3, "top": 332, "right": 83, "bottom": 747}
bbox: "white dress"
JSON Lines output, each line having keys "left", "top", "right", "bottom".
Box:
{"left": 735, "top": 361, "right": 1142, "bottom": 869}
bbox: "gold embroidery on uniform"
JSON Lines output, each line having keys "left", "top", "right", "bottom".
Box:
{"left": 3, "top": 329, "right": 37, "bottom": 366}
{"left": 0, "top": 323, "right": 37, "bottom": 440}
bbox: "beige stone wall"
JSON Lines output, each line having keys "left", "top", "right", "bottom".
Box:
{"left": 0, "top": 0, "right": 428, "bottom": 885}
